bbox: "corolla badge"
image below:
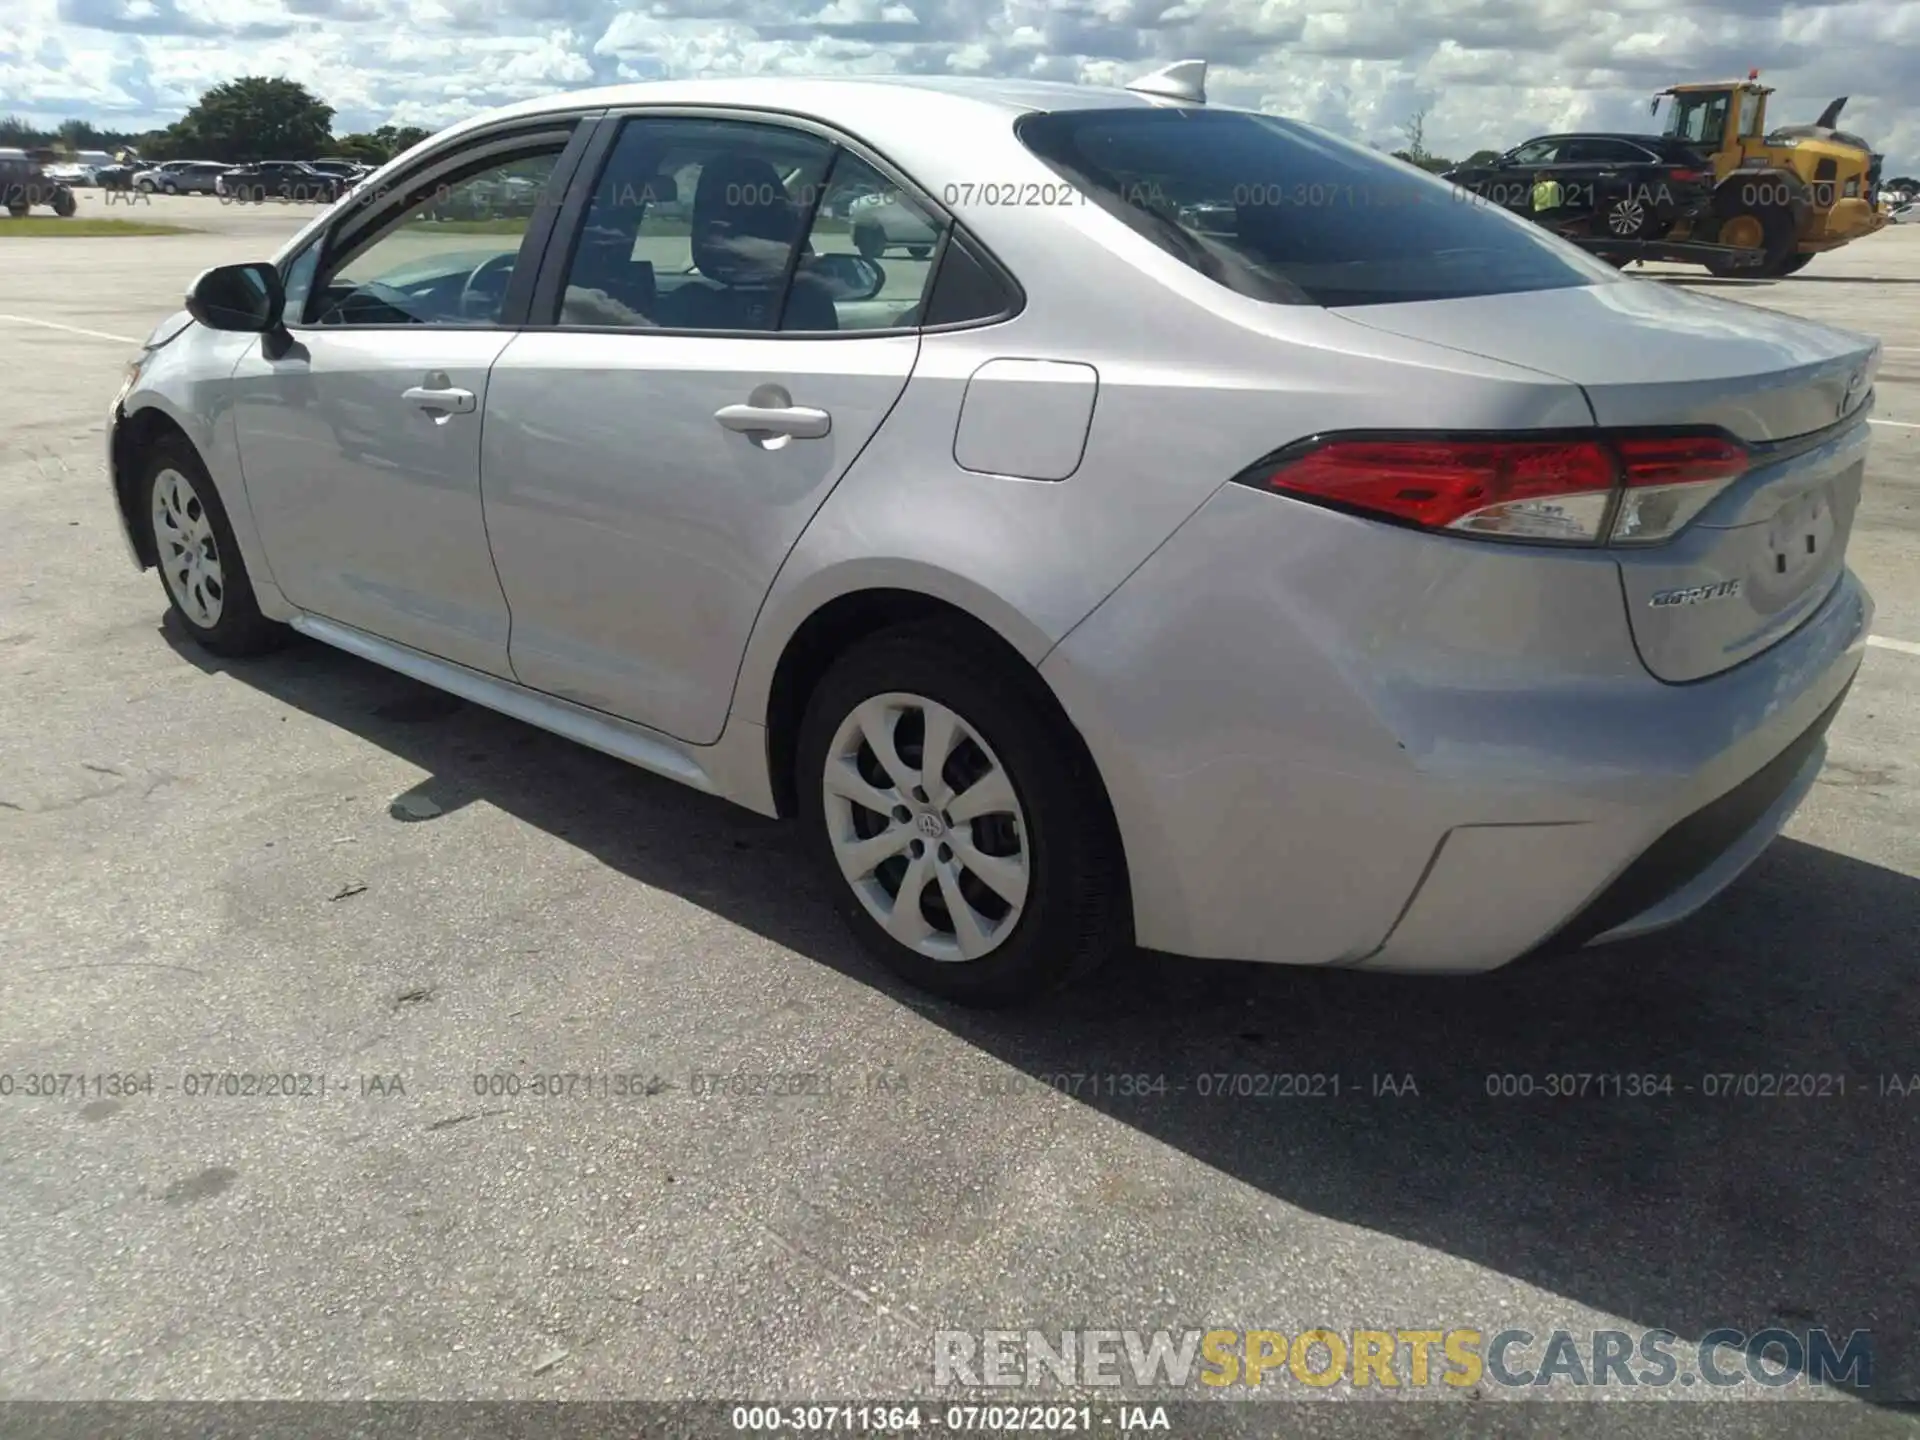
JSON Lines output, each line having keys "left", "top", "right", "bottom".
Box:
{"left": 1650, "top": 579, "right": 1743, "bottom": 608}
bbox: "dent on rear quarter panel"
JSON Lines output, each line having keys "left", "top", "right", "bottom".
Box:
{"left": 1037, "top": 477, "right": 1661, "bottom": 964}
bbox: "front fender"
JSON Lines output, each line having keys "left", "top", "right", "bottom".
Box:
{"left": 114, "top": 329, "right": 290, "bottom": 616}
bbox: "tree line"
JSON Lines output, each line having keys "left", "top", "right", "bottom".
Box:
{"left": 5, "top": 78, "right": 1487, "bottom": 174}
{"left": 0, "top": 78, "right": 429, "bottom": 165}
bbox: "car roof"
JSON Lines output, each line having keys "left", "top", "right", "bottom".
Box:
{"left": 430, "top": 73, "right": 1210, "bottom": 149}
{"left": 1527, "top": 133, "right": 1671, "bottom": 146}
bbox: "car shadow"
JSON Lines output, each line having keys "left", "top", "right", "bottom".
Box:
{"left": 164, "top": 618, "right": 1920, "bottom": 1404}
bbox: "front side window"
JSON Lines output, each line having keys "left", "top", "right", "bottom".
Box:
{"left": 1509, "top": 140, "right": 1561, "bottom": 166}
{"left": 553, "top": 117, "right": 834, "bottom": 332}
{"left": 305, "top": 145, "right": 567, "bottom": 327}
{"left": 1017, "top": 108, "right": 1604, "bottom": 307}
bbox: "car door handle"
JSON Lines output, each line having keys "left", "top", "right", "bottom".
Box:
{"left": 714, "top": 403, "right": 831, "bottom": 441}
{"left": 403, "top": 385, "right": 475, "bottom": 414}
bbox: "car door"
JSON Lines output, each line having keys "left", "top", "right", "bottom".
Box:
{"left": 1490, "top": 140, "right": 1562, "bottom": 212}
{"left": 480, "top": 113, "right": 943, "bottom": 744}
{"left": 1584, "top": 139, "right": 1656, "bottom": 226}
{"left": 1551, "top": 138, "right": 1619, "bottom": 214}
{"left": 225, "top": 120, "right": 588, "bottom": 675}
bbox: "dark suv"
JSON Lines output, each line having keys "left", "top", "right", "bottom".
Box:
{"left": 216, "top": 161, "right": 346, "bottom": 203}
{"left": 0, "top": 148, "right": 77, "bottom": 216}
{"left": 1443, "top": 134, "right": 1715, "bottom": 240}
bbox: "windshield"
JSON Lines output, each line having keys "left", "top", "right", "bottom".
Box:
{"left": 1661, "top": 93, "right": 1730, "bottom": 146}
{"left": 1015, "top": 107, "right": 1605, "bottom": 307}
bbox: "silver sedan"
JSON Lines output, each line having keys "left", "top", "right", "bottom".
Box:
{"left": 106, "top": 63, "right": 1878, "bottom": 1005}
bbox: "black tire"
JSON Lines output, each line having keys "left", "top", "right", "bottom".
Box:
{"left": 854, "top": 222, "right": 884, "bottom": 259}
{"left": 138, "top": 436, "right": 287, "bottom": 658}
{"left": 908, "top": 244, "right": 931, "bottom": 259}
{"left": 1774, "top": 251, "right": 1815, "bottom": 276}
{"left": 50, "top": 187, "right": 75, "bottom": 217}
{"left": 162, "top": 181, "right": 178, "bottom": 195}
{"left": 1704, "top": 202, "right": 1794, "bottom": 277}
{"left": 796, "top": 622, "right": 1129, "bottom": 1007}
{"left": 5, "top": 202, "right": 26, "bottom": 219}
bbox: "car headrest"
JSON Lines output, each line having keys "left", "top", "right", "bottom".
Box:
{"left": 691, "top": 153, "right": 800, "bottom": 285}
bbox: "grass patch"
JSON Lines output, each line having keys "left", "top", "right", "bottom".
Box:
{"left": 0, "top": 216, "right": 196, "bottom": 236}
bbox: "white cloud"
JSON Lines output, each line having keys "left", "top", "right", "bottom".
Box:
{"left": 1, "top": 0, "right": 1913, "bottom": 171}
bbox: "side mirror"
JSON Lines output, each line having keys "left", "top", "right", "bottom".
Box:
{"left": 806, "top": 251, "right": 886, "bottom": 301}
{"left": 185, "top": 261, "right": 285, "bottom": 333}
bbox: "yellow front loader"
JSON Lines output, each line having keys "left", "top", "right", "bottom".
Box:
{"left": 1652, "top": 70, "right": 1887, "bottom": 276}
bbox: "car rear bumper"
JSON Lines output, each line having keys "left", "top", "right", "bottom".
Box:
{"left": 1040, "top": 483, "right": 1873, "bottom": 972}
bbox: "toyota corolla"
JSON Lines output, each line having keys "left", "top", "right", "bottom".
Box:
{"left": 107, "top": 62, "right": 1878, "bottom": 1005}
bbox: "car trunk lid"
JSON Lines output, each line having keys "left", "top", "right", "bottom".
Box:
{"left": 1335, "top": 280, "right": 1878, "bottom": 681}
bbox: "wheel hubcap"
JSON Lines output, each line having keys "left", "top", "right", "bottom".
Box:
{"left": 151, "top": 468, "right": 224, "bottom": 628}
{"left": 1723, "top": 214, "right": 1764, "bottom": 250}
{"left": 1609, "top": 199, "right": 1645, "bottom": 235}
{"left": 823, "top": 692, "right": 1030, "bottom": 963}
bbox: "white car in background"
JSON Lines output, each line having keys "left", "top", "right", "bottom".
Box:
{"left": 847, "top": 185, "right": 942, "bottom": 259}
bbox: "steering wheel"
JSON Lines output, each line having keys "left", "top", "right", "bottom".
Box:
{"left": 458, "top": 252, "right": 519, "bottom": 320}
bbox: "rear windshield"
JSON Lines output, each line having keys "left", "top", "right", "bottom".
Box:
{"left": 1016, "top": 107, "right": 1607, "bottom": 307}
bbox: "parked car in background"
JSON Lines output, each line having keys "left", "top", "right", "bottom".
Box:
{"left": 847, "top": 185, "right": 941, "bottom": 258}
{"left": 110, "top": 64, "right": 1878, "bottom": 1006}
{"left": 93, "top": 161, "right": 136, "bottom": 191}
{"left": 305, "top": 158, "right": 373, "bottom": 183}
{"left": 421, "top": 169, "right": 543, "bottom": 220}
{"left": 42, "top": 161, "right": 94, "bottom": 185}
{"left": 0, "top": 148, "right": 78, "bottom": 216}
{"left": 216, "top": 161, "right": 347, "bottom": 203}
{"left": 1890, "top": 201, "right": 1918, "bottom": 225}
{"left": 1443, "top": 132, "right": 1717, "bottom": 239}
{"left": 134, "top": 160, "right": 226, "bottom": 194}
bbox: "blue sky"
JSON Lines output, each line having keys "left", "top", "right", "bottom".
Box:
{"left": 2, "top": 0, "right": 1914, "bottom": 171}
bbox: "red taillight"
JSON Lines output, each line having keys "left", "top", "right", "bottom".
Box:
{"left": 1608, "top": 434, "right": 1749, "bottom": 543}
{"left": 1667, "top": 168, "right": 1710, "bottom": 183}
{"left": 1613, "top": 434, "right": 1748, "bottom": 487}
{"left": 1247, "top": 432, "right": 1748, "bottom": 545}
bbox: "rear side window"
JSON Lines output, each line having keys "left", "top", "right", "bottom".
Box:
{"left": 922, "top": 230, "right": 1019, "bottom": 326}
{"left": 1016, "top": 108, "right": 1605, "bottom": 307}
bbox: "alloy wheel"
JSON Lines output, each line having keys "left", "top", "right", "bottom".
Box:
{"left": 150, "top": 467, "right": 224, "bottom": 628}
{"left": 1608, "top": 198, "right": 1646, "bottom": 236}
{"left": 822, "top": 692, "right": 1030, "bottom": 962}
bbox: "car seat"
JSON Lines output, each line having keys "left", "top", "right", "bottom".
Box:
{"left": 670, "top": 153, "right": 837, "bottom": 331}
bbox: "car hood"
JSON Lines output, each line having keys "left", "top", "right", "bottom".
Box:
{"left": 1334, "top": 279, "right": 1880, "bottom": 442}
{"left": 144, "top": 310, "right": 196, "bottom": 351}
